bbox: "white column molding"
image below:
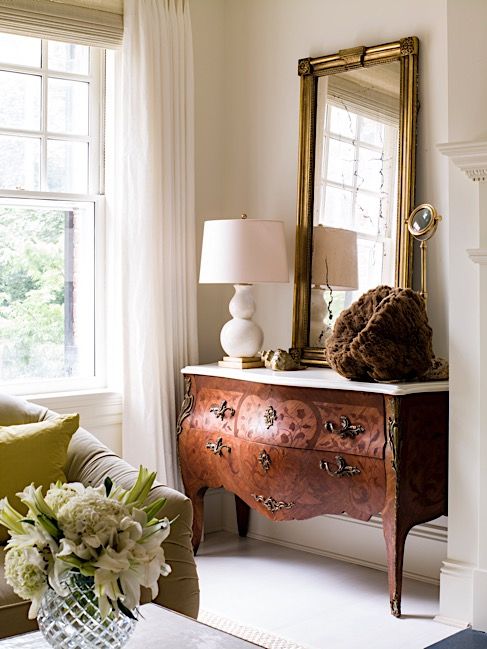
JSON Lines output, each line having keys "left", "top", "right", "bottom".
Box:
{"left": 467, "top": 249, "right": 487, "bottom": 264}
{"left": 438, "top": 141, "right": 487, "bottom": 182}
{"left": 438, "top": 138, "right": 487, "bottom": 630}
{"left": 437, "top": 560, "right": 475, "bottom": 628}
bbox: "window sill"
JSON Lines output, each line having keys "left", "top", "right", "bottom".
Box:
{"left": 26, "top": 389, "right": 123, "bottom": 431}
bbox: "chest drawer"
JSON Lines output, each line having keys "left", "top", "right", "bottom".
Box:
{"left": 236, "top": 384, "right": 385, "bottom": 458}
{"left": 189, "top": 379, "right": 245, "bottom": 436}
{"left": 178, "top": 428, "right": 386, "bottom": 522}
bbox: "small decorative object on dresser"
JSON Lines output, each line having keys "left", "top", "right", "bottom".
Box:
{"left": 199, "top": 214, "right": 289, "bottom": 369}
{"left": 0, "top": 467, "right": 172, "bottom": 649}
{"left": 177, "top": 363, "right": 448, "bottom": 618}
{"left": 260, "top": 349, "right": 304, "bottom": 371}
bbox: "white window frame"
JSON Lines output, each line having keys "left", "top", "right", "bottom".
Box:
{"left": 0, "top": 37, "right": 107, "bottom": 395}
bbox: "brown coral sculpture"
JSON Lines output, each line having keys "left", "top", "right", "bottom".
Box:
{"left": 325, "top": 286, "right": 433, "bottom": 382}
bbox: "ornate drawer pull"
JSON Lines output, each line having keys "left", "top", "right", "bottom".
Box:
{"left": 209, "top": 400, "right": 236, "bottom": 421}
{"left": 258, "top": 449, "right": 271, "bottom": 471}
{"left": 320, "top": 455, "right": 361, "bottom": 478}
{"left": 264, "top": 405, "right": 277, "bottom": 429}
{"left": 206, "top": 437, "right": 231, "bottom": 456}
{"left": 325, "top": 415, "right": 365, "bottom": 439}
{"left": 252, "top": 494, "right": 294, "bottom": 513}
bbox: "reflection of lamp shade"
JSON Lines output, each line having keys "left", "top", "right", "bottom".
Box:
{"left": 199, "top": 217, "right": 288, "bottom": 284}
{"left": 311, "top": 225, "right": 358, "bottom": 291}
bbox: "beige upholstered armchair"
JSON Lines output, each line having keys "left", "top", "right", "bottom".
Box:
{"left": 0, "top": 392, "right": 199, "bottom": 639}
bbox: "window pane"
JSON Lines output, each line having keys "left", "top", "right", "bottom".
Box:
{"left": 0, "top": 203, "right": 95, "bottom": 382}
{"left": 0, "top": 135, "right": 40, "bottom": 190}
{"left": 0, "top": 71, "right": 41, "bottom": 130}
{"left": 326, "top": 138, "right": 355, "bottom": 186}
{"left": 357, "top": 146, "right": 383, "bottom": 193}
{"left": 48, "top": 78, "right": 89, "bottom": 135}
{"left": 359, "top": 116, "right": 385, "bottom": 147}
{"left": 0, "top": 33, "right": 41, "bottom": 67}
{"left": 322, "top": 185, "right": 353, "bottom": 230}
{"left": 355, "top": 190, "right": 382, "bottom": 236}
{"left": 355, "top": 238, "right": 384, "bottom": 295}
{"left": 329, "top": 105, "right": 357, "bottom": 139}
{"left": 48, "top": 41, "right": 89, "bottom": 74}
{"left": 47, "top": 141, "right": 88, "bottom": 193}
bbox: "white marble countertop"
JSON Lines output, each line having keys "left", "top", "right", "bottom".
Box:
{"left": 182, "top": 364, "right": 449, "bottom": 396}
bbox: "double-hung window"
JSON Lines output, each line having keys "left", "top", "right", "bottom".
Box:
{"left": 0, "top": 33, "right": 106, "bottom": 393}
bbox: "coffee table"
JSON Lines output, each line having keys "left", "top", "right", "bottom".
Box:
{"left": 0, "top": 604, "right": 260, "bottom": 648}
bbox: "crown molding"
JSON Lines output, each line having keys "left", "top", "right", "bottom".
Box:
{"left": 437, "top": 140, "right": 487, "bottom": 182}
{"left": 467, "top": 249, "right": 487, "bottom": 265}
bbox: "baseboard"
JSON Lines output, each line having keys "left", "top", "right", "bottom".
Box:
{"left": 204, "top": 489, "right": 448, "bottom": 584}
{"left": 473, "top": 567, "right": 487, "bottom": 631}
{"left": 242, "top": 527, "right": 441, "bottom": 585}
{"left": 438, "top": 560, "right": 475, "bottom": 628}
{"left": 433, "top": 616, "right": 471, "bottom": 629}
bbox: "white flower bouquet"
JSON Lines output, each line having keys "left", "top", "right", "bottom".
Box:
{"left": 0, "top": 467, "right": 172, "bottom": 620}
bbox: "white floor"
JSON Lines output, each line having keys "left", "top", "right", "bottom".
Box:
{"left": 196, "top": 531, "right": 460, "bottom": 649}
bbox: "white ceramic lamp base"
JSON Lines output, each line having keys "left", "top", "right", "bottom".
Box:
{"left": 219, "top": 285, "right": 264, "bottom": 368}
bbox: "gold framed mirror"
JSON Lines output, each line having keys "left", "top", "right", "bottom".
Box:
{"left": 292, "top": 37, "right": 419, "bottom": 366}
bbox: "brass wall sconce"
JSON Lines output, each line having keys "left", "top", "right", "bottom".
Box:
{"left": 406, "top": 203, "right": 442, "bottom": 302}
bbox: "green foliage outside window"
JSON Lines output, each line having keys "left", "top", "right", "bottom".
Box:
{"left": 0, "top": 207, "right": 66, "bottom": 380}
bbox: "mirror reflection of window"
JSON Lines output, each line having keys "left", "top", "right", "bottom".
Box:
{"left": 313, "top": 63, "right": 400, "bottom": 311}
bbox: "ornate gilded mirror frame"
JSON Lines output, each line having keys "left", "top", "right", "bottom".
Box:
{"left": 292, "top": 37, "right": 419, "bottom": 366}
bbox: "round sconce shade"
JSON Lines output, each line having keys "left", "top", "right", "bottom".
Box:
{"left": 199, "top": 217, "right": 289, "bottom": 284}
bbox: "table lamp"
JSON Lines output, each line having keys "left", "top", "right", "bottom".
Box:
{"left": 310, "top": 225, "right": 358, "bottom": 346}
{"left": 199, "top": 214, "right": 289, "bottom": 368}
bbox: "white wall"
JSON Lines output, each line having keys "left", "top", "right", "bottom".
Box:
{"left": 191, "top": 0, "right": 450, "bottom": 581}
{"left": 191, "top": 0, "right": 231, "bottom": 364}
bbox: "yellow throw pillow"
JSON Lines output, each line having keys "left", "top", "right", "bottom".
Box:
{"left": 0, "top": 414, "right": 79, "bottom": 543}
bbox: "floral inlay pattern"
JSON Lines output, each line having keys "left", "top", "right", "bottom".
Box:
{"left": 237, "top": 396, "right": 317, "bottom": 448}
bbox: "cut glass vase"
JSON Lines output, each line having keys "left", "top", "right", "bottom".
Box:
{"left": 37, "top": 572, "right": 137, "bottom": 649}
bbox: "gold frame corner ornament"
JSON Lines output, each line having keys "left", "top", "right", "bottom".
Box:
{"left": 176, "top": 376, "right": 195, "bottom": 436}
{"left": 298, "top": 57, "right": 312, "bottom": 76}
{"left": 292, "top": 37, "right": 419, "bottom": 366}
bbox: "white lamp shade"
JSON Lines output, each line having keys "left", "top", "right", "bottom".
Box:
{"left": 199, "top": 218, "right": 289, "bottom": 284}
{"left": 311, "top": 225, "right": 358, "bottom": 291}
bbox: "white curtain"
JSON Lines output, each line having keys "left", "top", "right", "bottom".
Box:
{"left": 117, "top": 0, "right": 198, "bottom": 488}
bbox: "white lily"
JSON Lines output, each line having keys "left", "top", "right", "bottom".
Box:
{"left": 94, "top": 547, "right": 131, "bottom": 573}
{"left": 28, "top": 587, "right": 47, "bottom": 620}
{"left": 17, "top": 485, "right": 56, "bottom": 520}
{"left": 94, "top": 568, "right": 124, "bottom": 617}
{"left": 0, "top": 498, "right": 25, "bottom": 536}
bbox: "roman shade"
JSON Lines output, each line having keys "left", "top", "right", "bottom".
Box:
{"left": 0, "top": 0, "right": 123, "bottom": 48}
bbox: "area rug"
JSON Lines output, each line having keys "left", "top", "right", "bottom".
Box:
{"left": 198, "top": 609, "right": 310, "bottom": 649}
{"left": 426, "top": 628, "right": 487, "bottom": 648}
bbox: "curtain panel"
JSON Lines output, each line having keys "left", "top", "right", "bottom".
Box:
{"left": 0, "top": 0, "right": 123, "bottom": 47}
{"left": 117, "top": 0, "right": 198, "bottom": 488}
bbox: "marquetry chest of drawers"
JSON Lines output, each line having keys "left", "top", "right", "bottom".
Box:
{"left": 177, "top": 365, "right": 449, "bottom": 617}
